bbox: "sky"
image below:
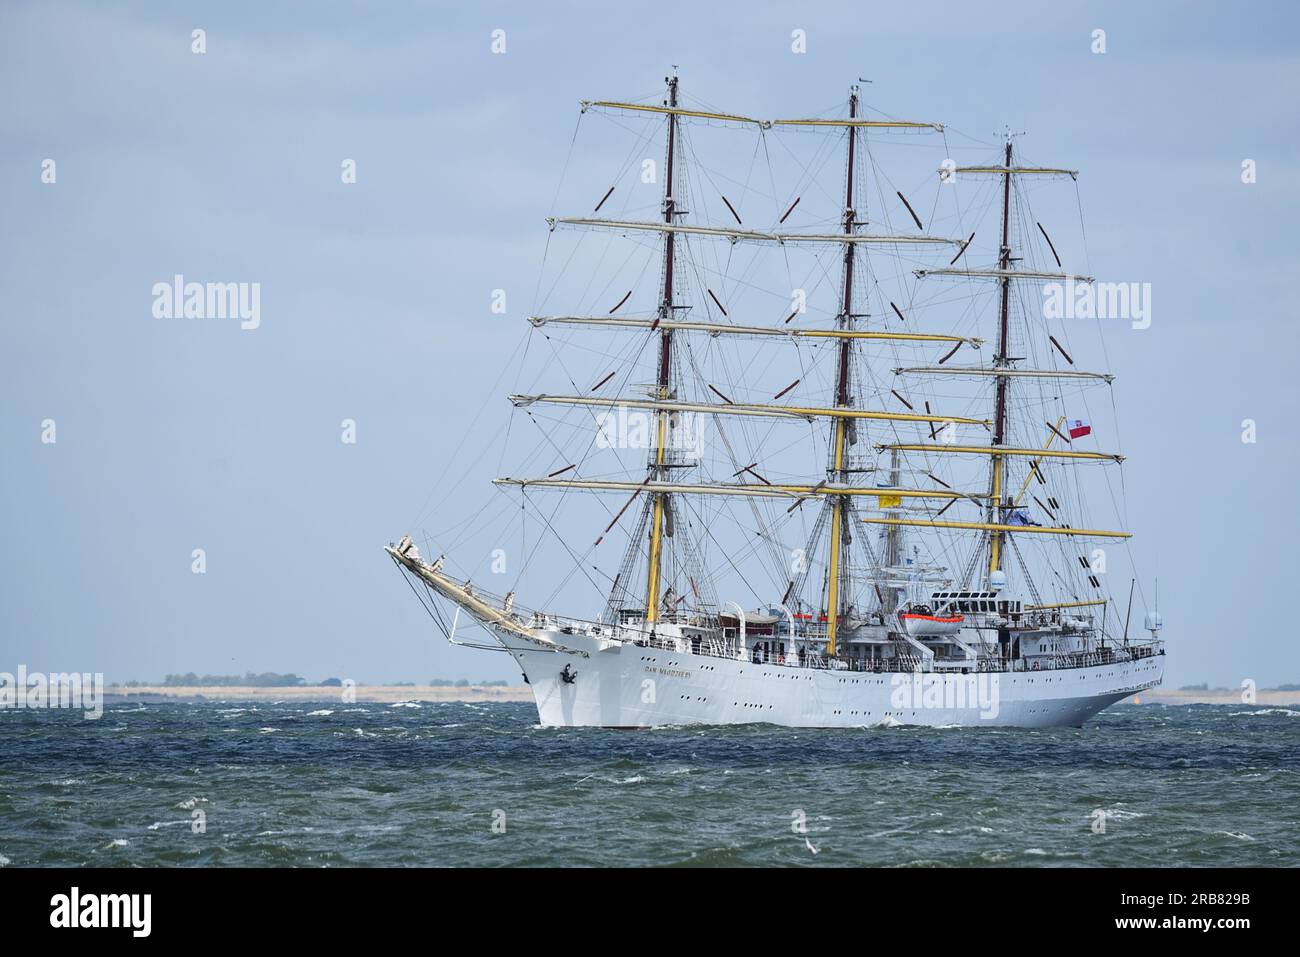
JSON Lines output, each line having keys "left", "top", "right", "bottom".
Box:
{"left": 1, "top": 1, "right": 1297, "bottom": 687}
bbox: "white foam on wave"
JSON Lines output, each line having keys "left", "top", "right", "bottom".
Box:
{"left": 175, "top": 797, "right": 207, "bottom": 810}
{"left": 1229, "top": 708, "right": 1300, "bottom": 717}
{"left": 1098, "top": 806, "right": 1148, "bottom": 821}
{"left": 1214, "top": 830, "right": 1255, "bottom": 841}
{"left": 306, "top": 709, "right": 334, "bottom": 717}
{"left": 867, "top": 824, "right": 914, "bottom": 839}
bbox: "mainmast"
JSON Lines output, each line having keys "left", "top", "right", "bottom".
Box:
{"left": 644, "top": 73, "right": 679, "bottom": 625}
{"left": 988, "top": 139, "right": 1013, "bottom": 579}
{"left": 824, "top": 85, "right": 859, "bottom": 658}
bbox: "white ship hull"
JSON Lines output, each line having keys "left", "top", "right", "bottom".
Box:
{"left": 499, "top": 630, "right": 1164, "bottom": 729}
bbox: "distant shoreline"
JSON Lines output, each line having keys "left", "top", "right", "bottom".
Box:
{"left": 106, "top": 684, "right": 534, "bottom": 704}
{"left": 1120, "top": 688, "right": 1300, "bottom": 707}
{"left": 103, "top": 685, "right": 1300, "bottom": 707}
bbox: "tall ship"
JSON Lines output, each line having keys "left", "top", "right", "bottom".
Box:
{"left": 387, "top": 76, "right": 1165, "bottom": 728}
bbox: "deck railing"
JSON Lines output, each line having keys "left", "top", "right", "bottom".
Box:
{"left": 634, "top": 631, "right": 1160, "bottom": 676}
{"left": 413, "top": 570, "right": 1162, "bottom": 676}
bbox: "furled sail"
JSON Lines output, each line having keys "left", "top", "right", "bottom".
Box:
{"left": 551, "top": 217, "right": 961, "bottom": 245}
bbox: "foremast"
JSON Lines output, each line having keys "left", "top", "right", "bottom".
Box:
{"left": 644, "top": 73, "right": 679, "bottom": 626}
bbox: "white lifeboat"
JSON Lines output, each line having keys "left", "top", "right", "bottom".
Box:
{"left": 898, "top": 606, "right": 964, "bottom": 637}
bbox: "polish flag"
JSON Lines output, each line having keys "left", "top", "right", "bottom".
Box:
{"left": 1068, "top": 418, "right": 1092, "bottom": 439}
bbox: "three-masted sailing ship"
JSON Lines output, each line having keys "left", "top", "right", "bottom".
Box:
{"left": 387, "top": 75, "right": 1165, "bottom": 728}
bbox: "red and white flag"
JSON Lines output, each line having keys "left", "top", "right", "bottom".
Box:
{"left": 1068, "top": 418, "right": 1092, "bottom": 439}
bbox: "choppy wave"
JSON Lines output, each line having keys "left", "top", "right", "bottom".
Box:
{"left": 0, "top": 700, "right": 1296, "bottom": 867}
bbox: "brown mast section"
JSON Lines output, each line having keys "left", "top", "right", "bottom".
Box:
{"left": 988, "top": 138, "right": 1014, "bottom": 577}
{"left": 644, "top": 74, "right": 679, "bottom": 624}
{"left": 823, "top": 85, "right": 859, "bottom": 657}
